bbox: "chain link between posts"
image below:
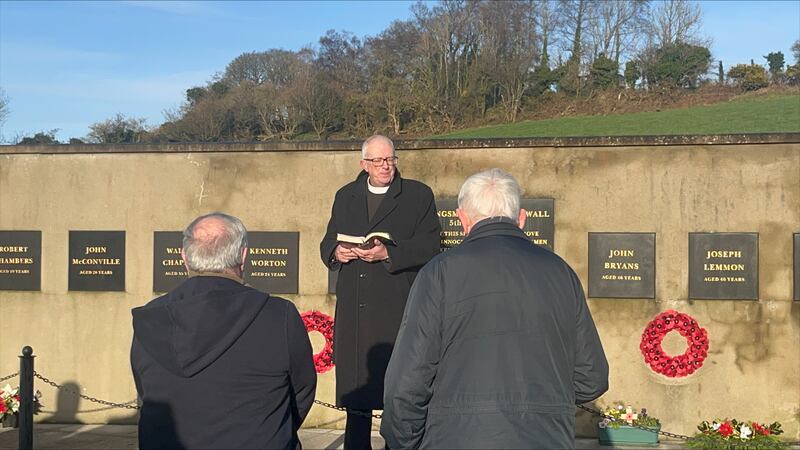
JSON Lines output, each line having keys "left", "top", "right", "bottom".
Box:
{"left": 32, "top": 371, "right": 139, "bottom": 410}
{"left": 3, "top": 371, "right": 798, "bottom": 445}
{"left": 0, "top": 372, "right": 19, "bottom": 383}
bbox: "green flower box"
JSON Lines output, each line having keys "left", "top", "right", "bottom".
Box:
{"left": 598, "top": 425, "right": 660, "bottom": 446}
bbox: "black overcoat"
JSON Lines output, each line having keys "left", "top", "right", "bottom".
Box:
{"left": 320, "top": 170, "right": 440, "bottom": 409}
{"left": 381, "top": 218, "right": 609, "bottom": 449}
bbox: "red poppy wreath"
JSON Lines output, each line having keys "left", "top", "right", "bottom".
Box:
{"left": 640, "top": 310, "right": 709, "bottom": 378}
{"left": 301, "top": 310, "right": 335, "bottom": 374}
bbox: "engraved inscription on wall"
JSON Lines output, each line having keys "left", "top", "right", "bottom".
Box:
{"left": 436, "top": 199, "right": 464, "bottom": 251}
{"left": 688, "top": 232, "right": 758, "bottom": 300}
{"left": 244, "top": 232, "right": 299, "bottom": 294}
{"left": 0, "top": 231, "right": 41, "bottom": 291}
{"left": 588, "top": 232, "right": 655, "bottom": 298}
{"left": 68, "top": 231, "right": 126, "bottom": 292}
{"left": 437, "top": 198, "right": 555, "bottom": 251}
{"left": 153, "top": 231, "right": 188, "bottom": 293}
{"left": 520, "top": 198, "right": 555, "bottom": 251}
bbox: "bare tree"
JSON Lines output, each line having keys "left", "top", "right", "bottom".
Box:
{"left": 87, "top": 113, "right": 149, "bottom": 143}
{"left": 557, "top": 0, "right": 596, "bottom": 93}
{"left": 648, "top": 0, "right": 707, "bottom": 47}
{"left": 532, "top": 0, "right": 560, "bottom": 66}
{"left": 0, "top": 87, "right": 8, "bottom": 129}
{"left": 366, "top": 19, "right": 421, "bottom": 134}
{"left": 792, "top": 39, "right": 800, "bottom": 64}
{"left": 586, "top": 0, "right": 650, "bottom": 67}
{"left": 478, "top": 0, "right": 539, "bottom": 122}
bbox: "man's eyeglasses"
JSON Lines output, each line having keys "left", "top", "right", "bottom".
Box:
{"left": 363, "top": 156, "right": 399, "bottom": 167}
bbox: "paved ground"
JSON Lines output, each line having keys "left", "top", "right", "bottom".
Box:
{"left": 0, "top": 424, "right": 696, "bottom": 449}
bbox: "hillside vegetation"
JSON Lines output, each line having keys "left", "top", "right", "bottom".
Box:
{"left": 432, "top": 92, "right": 800, "bottom": 139}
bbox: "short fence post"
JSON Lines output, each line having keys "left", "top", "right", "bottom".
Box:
{"left": 18, "top": 346, "right": 33, "bottom": 450}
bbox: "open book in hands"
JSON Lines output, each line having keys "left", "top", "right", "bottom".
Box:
{"left": 337, "top": 232, "right": 396, "bottom": 250}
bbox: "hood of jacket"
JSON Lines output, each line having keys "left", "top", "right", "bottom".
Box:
{"left": 132, "top": 275, "right": 267, "bottom": 377}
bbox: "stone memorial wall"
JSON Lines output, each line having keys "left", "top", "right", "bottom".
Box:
{"left": 0, "top": 135, "right": 798, "bottom": 437}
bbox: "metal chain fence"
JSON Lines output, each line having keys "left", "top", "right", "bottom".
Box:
{"left": 0, "top": 372, "right": 19, "bottom": 383}
{"left": 32, "top": 372, "right": 139, "bottom": 411}
{"left": 3, "top": 370, "right": 799, "bottom": 446}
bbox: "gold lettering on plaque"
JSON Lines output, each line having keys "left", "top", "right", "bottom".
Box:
{"left": 706, "top": 250, "right": 742, "bottom": 259}
{"left": 608, "top": 249, "right": 634, "bottom": 258}
{"left": 0, "top": 246, "right": 29, "bottom": 252}
{"left": 526, "top": 210, "right": 551, "bottom": 218}
{"left": 250, "top": 248, "right": 289, "bottom": 255}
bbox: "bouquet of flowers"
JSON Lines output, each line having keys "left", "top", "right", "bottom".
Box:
{"left": 599, "top": 403, "right": 660, "bottom": 429}
{"left": 0, "top": 384, "right": 20, "bottom": 420}
{"left": 688, "top": 419, "right": 788, "bottom": 449}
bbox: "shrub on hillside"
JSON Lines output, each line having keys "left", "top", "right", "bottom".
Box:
{"left": 727, "top": 64, "right": 769, "bottom": 91}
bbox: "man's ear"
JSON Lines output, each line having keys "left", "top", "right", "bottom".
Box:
{"left": 240, "top": 247, "right": 248, "bottom": 273}
{"left": 456, "top": 208, "right": 473, "bottom": 235}
{"left": 181, "top": 249, "right": 190, "bottom": 273}
{"left": 517, "top": 209, "right": 527, "bottom": 230}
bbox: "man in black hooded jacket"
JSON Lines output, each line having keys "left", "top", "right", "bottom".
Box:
{"left": 131, "top": 212, "right": 316, "bottom": 449}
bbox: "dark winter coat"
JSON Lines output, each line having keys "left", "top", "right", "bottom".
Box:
{"left": 381, "top": 218, "right": 609, "bottom": 449}
{"left": 131, "top": 274, "right": 317, "bottom": 450}
{"left": 320, "top": 170, "right": 441, "bottom": 410}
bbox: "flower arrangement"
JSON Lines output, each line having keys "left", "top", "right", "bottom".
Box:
{"left": 688, "top": 419, "right": 788, "bottom": 450}
{"left": 0, "top": 384, "right": 20, "bottom": 421}
{"left": 301, "top": 310, "right": 335, "bottom": 374}
{"left": 599, "top": 403, "right": 660, "bottom": 429}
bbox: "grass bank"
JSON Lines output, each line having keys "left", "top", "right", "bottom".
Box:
{"left": 431, "top": 94, "right": 800, "bottom": 139}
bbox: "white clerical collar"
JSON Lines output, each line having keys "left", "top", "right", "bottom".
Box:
{"left": 367, "top": 178, "right": 390, "bottom": 194}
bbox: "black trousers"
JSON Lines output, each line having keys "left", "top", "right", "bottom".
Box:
{"left": 344, "top": 409, "right": 372, "bottom": 450}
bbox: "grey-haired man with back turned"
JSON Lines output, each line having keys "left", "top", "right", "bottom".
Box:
{"left": 131, "top": 212, "right": 316, "bottom": 449}
{"left": 381, "top": 169, "right": 609, "bottom": 449}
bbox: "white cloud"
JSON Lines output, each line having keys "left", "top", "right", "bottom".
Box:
{"left": 122, "top": 1, "right": 232, "bottom": 18}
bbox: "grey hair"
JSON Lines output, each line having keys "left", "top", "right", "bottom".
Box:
{"left": 458, "top": 168, "right": 521, "bottom": 222}
{"left": 361, "top": 134, "right": 395, "bottom": 158}
{"left": 182, "top": 212, "right": 248, "bottom": 273}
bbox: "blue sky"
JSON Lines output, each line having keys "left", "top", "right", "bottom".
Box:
{"left": 0, "top": 0, "right": 798, "bottom": 142}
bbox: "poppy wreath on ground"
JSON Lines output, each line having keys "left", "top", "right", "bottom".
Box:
{"left": 640, "top": 310, "right": 709, "bottom": 378}
{"left": 301, "top": 310, "right": 335, "bottom": 374}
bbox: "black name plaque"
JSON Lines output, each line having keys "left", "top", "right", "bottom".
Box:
{"left": 436, "top": 199, "right": 464, "bottom": 251}
{"left": 588, "top": 232, "right": 655, "bottom": 298}
{"left": 520, "top": 198, "right": 555, "bottom": 251}
{"left": 68, "top": 231, "right": 126, "bottom": 291}
{"left": 437, "top": 198, "right": 555, "bottom": 251}
{"left": 688, "top": 232, "right": 758, "bottom": 300}
{"left": 244, "top": 232, "right": 299, "bottom": 294}
{"left": 153, "top": 231, "right": 187, "bottom": 293}
{"left": 0, "top": 231, "right": 42, "bottom": 291}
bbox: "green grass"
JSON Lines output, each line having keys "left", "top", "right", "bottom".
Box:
{"left": 431, "top": 94, "right": 800, "bottom": 139}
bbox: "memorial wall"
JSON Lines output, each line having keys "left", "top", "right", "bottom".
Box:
{"left": 0, "top": 135, "right": 798, "bottom": 437}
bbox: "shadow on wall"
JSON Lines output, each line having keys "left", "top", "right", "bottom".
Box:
{"left": 40, "top": 381, "right": 84, "bottom": 424}
{"left": 38, "top": 380, "right": 139, "bottom": 424}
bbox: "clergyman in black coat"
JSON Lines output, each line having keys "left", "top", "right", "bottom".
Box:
{"left": 381, "top": 169, "right": 609, "bottom": 449}
{"left": 320, "top": 135, "right": 441, "bottom": 449}
{"left": 131, "top": 212, "right": 316, "bottom": 449}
